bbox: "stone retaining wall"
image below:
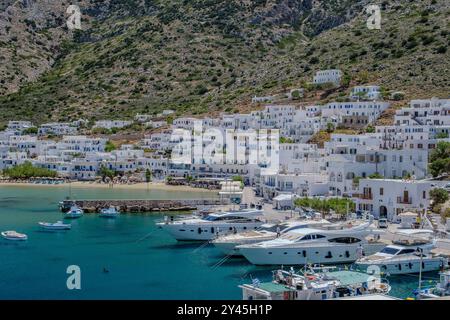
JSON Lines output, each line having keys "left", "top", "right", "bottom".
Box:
{"left": 70, "top": 199, "right": 226, "bottom": 213}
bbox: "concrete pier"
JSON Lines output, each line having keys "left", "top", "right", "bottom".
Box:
{"left": 60, "top": 199, "right": 226, "bottom": 213}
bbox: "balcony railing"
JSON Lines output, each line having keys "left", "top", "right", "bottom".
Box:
{"left": 397, "top": 197, "right": 412, "bottom": 204}
{"left": 355, "top": 193, "right": 373, "bottom": 200}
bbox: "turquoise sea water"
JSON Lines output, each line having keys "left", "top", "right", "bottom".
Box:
{"left": 0, "top": 185, "right": 439, "bottom": 300}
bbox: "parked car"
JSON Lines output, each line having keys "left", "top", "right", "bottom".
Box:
{"left": 378, "top": 218, "right": 388, "bottom": 229}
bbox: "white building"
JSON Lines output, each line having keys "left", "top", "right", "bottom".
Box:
{"left": 7, "top": 121, "right": 33, "bottom": 132}
{"left": 354, "top": 179, "right": 435, "bottom": 221}
{"left": 350, "top": 86, "right": 381, "bottom": 101}
{"left": 252, "top": 96, "right": 274, "bottom": 103}
{"left": 322, "top": 101, "right": 390, "bottom": 126}
{"left": 93, "top": 120, "right": 132, "bottom": 130}
{"left": 313, "top": 69, "right": 342, "bottom": 85}
{"left": 38, "top": 123, "right": 78, "bottom": 136}
{"left": 394, "top": 98, "right": 450, "bottom": 126}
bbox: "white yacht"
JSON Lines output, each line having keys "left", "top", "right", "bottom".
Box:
{"left": 156, "top": 209, "right": 265, "bottom": 241}
{"left": 240, "top": 266, "right": 391, "bottom": 300}
{"left": 99, "top": 206, "right": 120, "bottom": 218}
{"left": 355, "top": 230, "right": 448, "bottom": 275}
{"left": 237, "top": 219, "right": 386, "bottom": 265}
{"left": 38, "top": 221, "right": 72, "bottom": 230}
{"left": 64, "top": 206, "right": 84, "bottom": 219}
{"left": 1, "top": 230, "right": 28, "bottom": 241}
{"left": 212, "top": 218, "right": 330, "bottom": 256}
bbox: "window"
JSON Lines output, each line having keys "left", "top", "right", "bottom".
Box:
{"left": 328, "top": 237, "right": 361, "bottom": 244}
{"left": 380, "top": 188, "right": 384, "bottom": 196}
{"left": 398, "top": 249, "right": 415, "bottom": 255}
{"left": 380, "top": 247, "right": 399, "bottom": 255}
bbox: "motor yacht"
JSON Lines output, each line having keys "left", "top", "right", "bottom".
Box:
{"left": 38, "top": 221, "right": 72, "bottom": 230}
{"left": 355, "top": 229, "right": 448, "bottom": 275}
{"left": 1, "top": 230, "right": 28, "bottom": 241}
{"left": 239, "top": 266, "right": 391, "bottom": 300}
{"left": 212, "top": 218, "right": 330, "bottom": 256}
{"left": 156, "top": 209, "right": 265, "bottom": 241}
{"left": 237, "top": 218, "right": 386, "bottom": 265}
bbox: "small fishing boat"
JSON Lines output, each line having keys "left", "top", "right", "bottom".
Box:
{"left": 240, "top": 265, "right": 391, "bottom": 300}
{"left": 1, "top": 230, "right": 28, "bottom": 241}
{"left": 64, "top": 206, "right": 83, "bottom": 219}
{"left": 38, "top": 221, "right": 71, "bottom": 230}
{"left": 412, "top": 270, "right": 450, "bottom": 299}
{"left": 99, "top": 206, "right": 120, "bottom": 218}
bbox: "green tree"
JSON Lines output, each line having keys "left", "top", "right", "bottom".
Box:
{"left": 2, "top": 161, "right": 57, "bottom": 179}
{"left": 23, "top": 127, "right": 38, "bottom": 135}
{"left": 429, "top": 141, "right": 450, "bottom": 177}
{"left": 145, "top": 169, "right": 152, "bottom": 183}
{"left": 294, "top": 197, "right": 355, "bottom": 215}
{"left": 105, "top": 140, "right": 116, "bottom": 152}
{"left": 98, "top": 165, "right": 115, "bottom": 181}
{"left": 436, "top": 132, "right": 449, "bottom": 139}
{"left": 430, "top": 188, "right": 449, "bottom": 212}
{"left": 326, "top": 122, "right": 335, "bottom": 133}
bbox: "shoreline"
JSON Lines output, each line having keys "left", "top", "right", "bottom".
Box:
{"left": 0, "top": 181, "right": 217, "bottom": 193}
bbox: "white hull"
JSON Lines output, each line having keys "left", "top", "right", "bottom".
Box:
{"left": 1, "top": 232, "right": 27, "bottom": 241}
{"left": 160, "top": 222, "right": 264, "bottom": 241}
{"left": 39, "top": 225, "right": 71, "bottom": 230}
{"left": 213, "top": 236, "right": 275, "bottom": 256}
{"left": 239, "top": 242, "right": 386, "bottom": 265}
{"left": 356, "top": 257, "right": 447, "bottom": 275}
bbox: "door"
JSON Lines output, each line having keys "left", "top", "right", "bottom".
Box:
{"left": 379, "top": 206, "right": 387, "bottom": 219}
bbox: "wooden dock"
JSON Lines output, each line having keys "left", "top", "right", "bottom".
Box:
{"left": 59, "top": 199, "right": 227, "bottom": 213}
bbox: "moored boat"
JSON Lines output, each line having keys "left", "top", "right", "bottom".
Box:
{"left": 38, "top": 221, "right": 72, "bottom": 230}
{"left": 64, "top": 206, "right": 83, "bottom": 219}
{"left": 355, "top": 229, "right": 448, "bottom": 275}
{"left": 212, "top": 218, "right": 330, "bottom": 256}
{"left": 99, "top": 206, "right": 120, "bottom": 218}
{"left": 1, "top": 230, "right": 28, "bottom": 241}
{"left": 156, "top": 209, "right": 265, "bottom": 241}
{"left": 237, "top": 218, "right": 386, "bottom": 265}
{"left": 239, "top": 266, "right": 391, "bottom": 300}
{"left": 412, "top": 270, "right": 450, "bottom": 299}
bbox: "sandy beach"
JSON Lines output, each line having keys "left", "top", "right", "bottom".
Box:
{"left": 0, "top": 181, "right": 217, "bottom": 193}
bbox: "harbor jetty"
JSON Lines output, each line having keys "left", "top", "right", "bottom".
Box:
{"left": 59, "top": 199, "right": 227, "bottom": 213}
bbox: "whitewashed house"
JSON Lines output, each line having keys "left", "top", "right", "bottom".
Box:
{"left": 38, "top": 123, "right": 78, "bottom": 136}
{"left": 322, "top": 101, "right": 390, "bottom": 127}
{"left": 7, "top": 121, "right": 33, "bottom": 132}
{"left": 350, "top": 86, "right": 381, "bottom": 101}
{"left": 93, "top": 120, "right": 132, "bottom": 129}
{"left": 313, "top": 69, "right": 342, "bottom": 85}
{"left": 394, "top": 98, "right": 450, "bottom": 126}
{"left": 0, "top": 152, "right": 28, "bottom": 170}
{"left": 59, "top": 136, "right": 107, "bottom": 153}
{"left": 354, "top": 179, "right": 434, "bottom": 221}
{"left": 252, "top": 96, "right": 274, "bottom": 103}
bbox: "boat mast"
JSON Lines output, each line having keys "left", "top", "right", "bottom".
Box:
{"left": 418, "top": 247, "right": 424, "bottom": 293}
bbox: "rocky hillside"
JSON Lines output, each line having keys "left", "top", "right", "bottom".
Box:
{"left": 0, "top": 0, "right": 448, "bottom": 124}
